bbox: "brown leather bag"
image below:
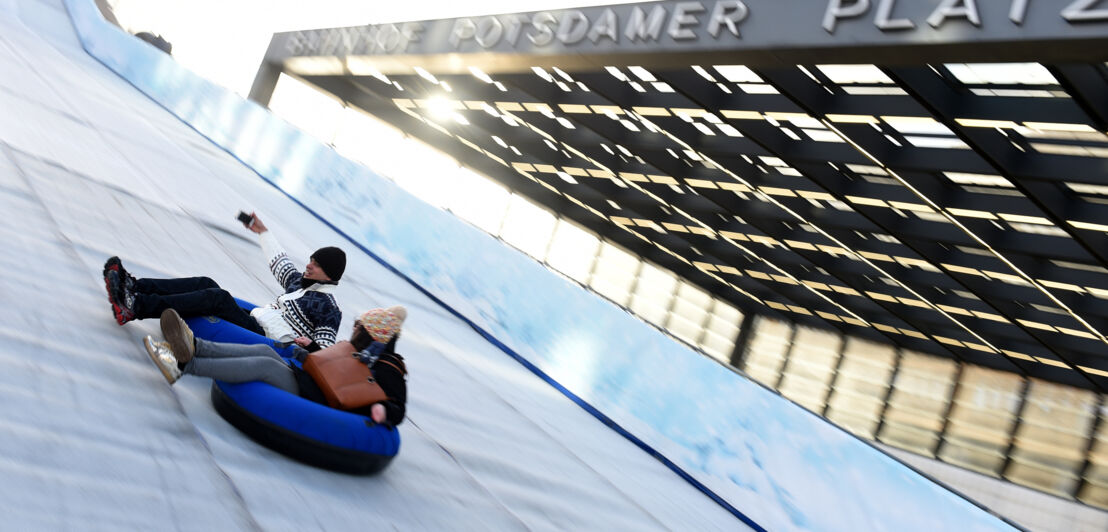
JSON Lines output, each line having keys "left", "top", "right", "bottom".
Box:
{"left": 302, "top": 341, "right": 387, "bottom": 409}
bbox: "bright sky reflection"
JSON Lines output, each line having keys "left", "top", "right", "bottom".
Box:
{"left": 109, "top": 0, "right": 641, "bottom": 97}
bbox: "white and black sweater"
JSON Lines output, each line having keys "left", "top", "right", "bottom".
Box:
{"left": 252, "top": 232, "right": 342, "bottom": 350}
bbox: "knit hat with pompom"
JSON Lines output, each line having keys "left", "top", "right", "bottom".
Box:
{"left": 358, "top": 306, "right": 407, "bottom": 343}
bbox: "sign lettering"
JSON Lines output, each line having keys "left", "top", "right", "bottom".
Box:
{"left": 823, "top": 0, "right": 1108, "bottom": 33}
{"left": 708, "top": 1, "right": 749, "bottom": 37}
{"left": 625, "top": 5, "right": 668, "bottom": 42}
{"left": 927, "top": 0, "right": 981, "bottom": 29}
{"left": 282, "top": 0, "right": 1108, "bottom": 57}
{"left": 875, "top": 0, "right": 914, "bottom": 31}
{"left": 1063, "top": 0, "right": 1108, "bottom": 21}
{"left": 589, "top": 9, "right": 620, "bottom": 43}
{"left": 668, "top": 2, "right": 707, "bottom": 40}
{"left": 1009, "top": 0, "right": 1030, "bottom": 24}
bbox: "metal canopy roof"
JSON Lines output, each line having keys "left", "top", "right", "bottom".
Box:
{"left": 252, "top": 1, "right": 1108, "bottom": 392}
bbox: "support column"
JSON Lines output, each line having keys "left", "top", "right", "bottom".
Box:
{"left": 248, "top": 61, "right": 281, "bottom": 107}
{"left": 727, "top": 312, "right": 758, "bottom": 370}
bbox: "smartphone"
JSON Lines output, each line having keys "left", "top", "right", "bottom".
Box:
{"left": 236, "top": 211, "right": 254, "bottom": 226}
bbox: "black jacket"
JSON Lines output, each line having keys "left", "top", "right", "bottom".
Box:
{"left": 291, "top": 344, "right": 408, "bottom": 426}
{"left": 368, "top": 351, "right": 407, "bottom": 426}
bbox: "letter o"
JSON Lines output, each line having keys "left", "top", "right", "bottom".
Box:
{"left": 376, "top": 24, "right": 402, "bottom": 52}
{"left": 475, "top": 17, "right": 505, "bottom": 48}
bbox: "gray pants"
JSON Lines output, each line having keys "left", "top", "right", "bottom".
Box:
{"left": 184, "top": 338, "right": 299, "bottom": 395}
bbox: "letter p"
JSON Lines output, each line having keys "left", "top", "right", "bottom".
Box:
{"left": 450, "top": 18, "right": 477, "bottom": 48}
{"left": 822, "top": 0, "right": 870, "bottom": 33}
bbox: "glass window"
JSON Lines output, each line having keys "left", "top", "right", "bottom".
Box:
{"left": 699, "top": 300, "right": 741, "bottom": 363}
{"left": 778, "top": 327, "right": 843, "bottom": 413}
{"left": 545, "top": 219, "right": 600, "bottom": 284}
{"left": 331, "top": 109, "right": 450, "bottom": 201}
{"left": 589, "top": 242, "right": 639, "bottom": 306}
{"left": 938, "top": 366, "right": 1023, "bottom": 476}
{"left": 393, "top": 139, "right": 460, "bottom": 209}
{"left": 741, "top": 317, "right": 793, "bottom": 388}
{"left": 629, "top": 262, "right": 678, "bottom": 327}
{"left": 332, "top": 107, "right": 406, "bottom": 175}
{"left": 879, "top": 350, "right": 958, "bottom": 456}
{"left": 498, "top": 194, "right": 556, "bottom": 260}
{"left": 882, "top": 116, "right": 955, "bottom": 136}
{"left": 713, "top": 65, "right": 763, "bottom": 83}
{"left": 1079, "top": 403, "right": 1108, "bottom": 509}
{"left": 448, "top": 168, "right": 510, "bottom": 235}
{"left": 666, "top": 282, "right": 712, "bottom": 345}
{"left": 700, "top": 328, "right": 736, "bottom": 364}
{"left": 667, "top": 312, "right": 705, "bottom": 346}
{"left": 826, "top": 338, "right": 897, "bottom": 439}
{"left": 269, "top": 73, "right": 345, "bottom": 144}
{"left": 1005, "top": 379, "right": 1096, "bottom": 497}
{"left": 817, "top": 64, "right": 893, "bottom": 85}
{"left": 707, "top": 300, "right": 742, "bottom": 332}
{"left": 667, "top": 282, "right": 711, "bottom": 321}
{"left": 945, "top": 63, "right": 1058, "bottom": 85}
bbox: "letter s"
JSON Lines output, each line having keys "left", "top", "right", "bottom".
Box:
{"left": 529, "top": 12, "right": 558, "bottom": 46}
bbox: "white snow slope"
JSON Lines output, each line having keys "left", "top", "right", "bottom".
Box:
{"left": 0, "top": 0, "right": 748, "bottom": 529}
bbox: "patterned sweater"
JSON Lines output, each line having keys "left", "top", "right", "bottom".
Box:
{"left": 251, "top": 232, "right": 342, "bottom": 349}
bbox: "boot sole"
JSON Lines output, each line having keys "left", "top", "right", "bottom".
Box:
{"left": 110, "top": 301, "right": 132, "bottom": 326}
{"left": 103, "top": 259, "right": 118, "bottom": 312}
{"left": 160, "top": 309, "right": 194, "bottom": 364}
{"left": 104, "top": 270, "right": 133, "bottom": 325}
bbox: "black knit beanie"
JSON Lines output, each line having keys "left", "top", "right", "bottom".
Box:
{"left": 310, "top": 246, "right": 346, "bottom": 281}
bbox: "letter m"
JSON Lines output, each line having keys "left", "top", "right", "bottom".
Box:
{"left": 625, "top": 5, "right": 667, "bottom": 42}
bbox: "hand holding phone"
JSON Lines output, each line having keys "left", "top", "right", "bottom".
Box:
{"left": 238, "top": 211, "right": 267, "bottom": 233}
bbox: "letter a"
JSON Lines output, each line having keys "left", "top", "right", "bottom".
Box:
{"left": 1063, "top": 0, "right": 1108, "bottom": 22}
{"left": 927, "top": 0, "right": 982, "bottom": 28}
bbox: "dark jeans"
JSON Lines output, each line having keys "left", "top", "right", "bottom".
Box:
{"left": 132, "top": 276, "right": 265, "bottom": 335}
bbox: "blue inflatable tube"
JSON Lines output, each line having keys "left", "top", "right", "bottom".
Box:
{"left": 187, "top": 299, "right": 400, "bottom": 473}
{"left": 184, "top": 298, "right": 297, "bottom": 358}
{"left": 211, "top": 381, "right": 400, "bottom": 474}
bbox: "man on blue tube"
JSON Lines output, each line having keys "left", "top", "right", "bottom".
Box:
{"left": 103, "top": 211, "right": 344, "bottom": 352}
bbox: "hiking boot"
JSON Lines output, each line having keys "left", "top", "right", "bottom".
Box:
{"left": 106, "top": 270, "right": 135, "bottom": 325}
{"left": 102, "top": 256, "right": 137, "bottom": 292}
{"left": 102, "top": 255, "right": 121, "bottom": 276}
{"left": 160, "top": 308, "right": 195, "bottom": 365}
{"left": 143, "top": 335, "right": 182, "bottom": 384}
